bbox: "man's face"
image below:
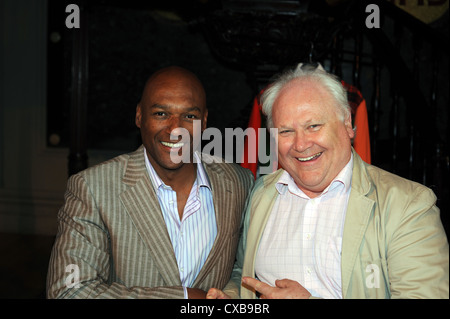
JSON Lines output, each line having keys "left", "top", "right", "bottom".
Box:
{"left": 135, "top": 71, "right": 207, "bottom": 174}
{"left": 272, "top": 79, "right": 354, "bottom": 198}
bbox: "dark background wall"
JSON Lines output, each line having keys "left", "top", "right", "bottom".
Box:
{"left": 47, "top": 0, "right": 255, "bottom": 153}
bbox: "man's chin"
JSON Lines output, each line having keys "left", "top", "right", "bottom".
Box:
{"left": 161, "top": 158, "right": 196, "bottom": 171}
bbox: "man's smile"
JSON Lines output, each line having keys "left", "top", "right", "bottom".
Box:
{"left": 296, "top": 152, "right": 323, "bottom": 162}
{"left": 161, "top": 141, "right": 185, "bottom": 148}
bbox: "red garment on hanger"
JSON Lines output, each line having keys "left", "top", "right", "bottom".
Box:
{"left": 241, "top": 94, "right": 262, "bottom": 178}
{"left": 241, "top": 81, "right": 371, "bottom": 179}
{"left": 341, "top": 80, "right": 371, "bottom": 165}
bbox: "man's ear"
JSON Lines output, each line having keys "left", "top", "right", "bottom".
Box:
{"left": 135, "top": 103, "right": 142, "bottom": 128}
{"left": 345, "top": 113, "right": 355, "bottom": 139}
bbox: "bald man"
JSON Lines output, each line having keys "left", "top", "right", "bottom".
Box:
{"left": 47, "top": 66, "right": 254, "bottom": 299}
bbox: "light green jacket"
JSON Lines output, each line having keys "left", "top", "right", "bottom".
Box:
{"left": 224, "top": 150, "right": 449, "bottom": 299}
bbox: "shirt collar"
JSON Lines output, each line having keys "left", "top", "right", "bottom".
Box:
{"left": 143, "top": 148, "right": 212, "bottom": 191}
{"left": 276, "top": 153, "right": 353, "bottom": 199}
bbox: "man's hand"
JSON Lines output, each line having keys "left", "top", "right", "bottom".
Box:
{"left": 242, "top": 277, "right": 311, "bottom": 299}
{"left": 206, "top": 288, "right": 231, "bottom": 299}
{"left": 187, "top": 288, "right": 207, "bottom": 299}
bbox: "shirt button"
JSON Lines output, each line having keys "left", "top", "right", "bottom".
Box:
{"left": 306, "top": 233, "right": 311, "bottom": 240}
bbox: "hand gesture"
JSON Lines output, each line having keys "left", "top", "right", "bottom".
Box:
{"left": 206, "top": 288, "right": 232, "bottom": 299}
{"left": 242, "top": 277, "right": 311, "bottom": 299}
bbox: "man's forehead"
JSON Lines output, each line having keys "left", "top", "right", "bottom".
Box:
{"left": 149, "top": 103, "right": 203, "bottom": 113}
{"left": 142, "top": 80, "right": 206, "bottom": 106}
{"left": 284, "top": 78, "right": 328, "bottom": 95}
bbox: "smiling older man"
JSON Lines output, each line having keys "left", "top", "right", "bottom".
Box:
{"left": 207, "top": 64, "right": 449, "bottom": 299}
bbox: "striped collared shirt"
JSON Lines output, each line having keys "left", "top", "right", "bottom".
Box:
{"left": 255, "top": 154, "right": 353, "bottom": 298}
{"left": 143, "top": 149, "right": 217, "bottom": 297}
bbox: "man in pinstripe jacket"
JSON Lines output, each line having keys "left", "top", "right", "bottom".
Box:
{"left": 46, "top": 66, "right": 254, "bottom": 298}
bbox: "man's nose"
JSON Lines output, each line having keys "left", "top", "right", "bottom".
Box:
{"left": 166, "top": 116, "right": 185, "bottom": 138}
{"left": 293, "top": 131, "right": 313, "bottom": 153}
{"left": 164, "top": 115, "right": 180, "bottom": 129}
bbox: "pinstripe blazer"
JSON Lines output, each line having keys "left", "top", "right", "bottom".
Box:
{"left": 46, "top": 145, "right": 254, "bottom": 298}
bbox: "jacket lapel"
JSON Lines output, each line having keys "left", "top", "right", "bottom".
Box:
{"left": 241, "top": 170, "right": 282, "bottom": 298}
{"left": 192, "top": 160, "right": 233, "bottom": 286}
{"left": 119, "top": 146, "right": 181, "bottom": 286}
{"left": 246, "top": 170, "right": 283, "bottom": 259}
{"left": 341, "top": 151, "right": 375, "bottom": 298}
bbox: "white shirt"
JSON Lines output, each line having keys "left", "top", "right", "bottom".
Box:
{"left": 144, "top": 149, "right": 217, "bottom": 298}
{"left": 255, "top": 155, "right": 353, "bottom": 298}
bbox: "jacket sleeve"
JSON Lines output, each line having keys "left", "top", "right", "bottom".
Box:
{"left": 46, "top": 173, "right": 185, "bottom": 299}
{"left": 386, "top": 186, "right": 449, "bottom": 299}
{"left": 222, "top": 198, "right": 252, "bottom": 298}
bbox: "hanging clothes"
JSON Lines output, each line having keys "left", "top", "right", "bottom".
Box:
{"left": 241, "top": 93, "right": 263, "bottom": 179}
{"left": 341, "top": 80, "right": 371, "bottom": 165}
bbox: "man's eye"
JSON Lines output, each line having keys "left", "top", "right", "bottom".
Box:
{"left": 154, "top": 112, "right": 166, "bottom": 116}
{"left": 308, "top": 124, "right": 322, "bottom": 131}
{"left": 185, "top": 114, "right": 197, "bottom": 119}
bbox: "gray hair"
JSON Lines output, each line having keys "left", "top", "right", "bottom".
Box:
{"left": 260, "top": 64, "right": 351, "bottom": 128}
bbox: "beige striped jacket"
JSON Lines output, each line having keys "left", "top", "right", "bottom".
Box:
{"left": 46, "top": 145, "right": 254, "bottom": 298}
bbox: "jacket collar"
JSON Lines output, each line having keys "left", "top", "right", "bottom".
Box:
{"left": 341, "top": 149, "right": 375, "bottom": 298}
{"left": 193, "top": 155, "right": 235, "bottom": 286}
{"left": 120, "top": 145, "right": 182, "bottom": 286}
